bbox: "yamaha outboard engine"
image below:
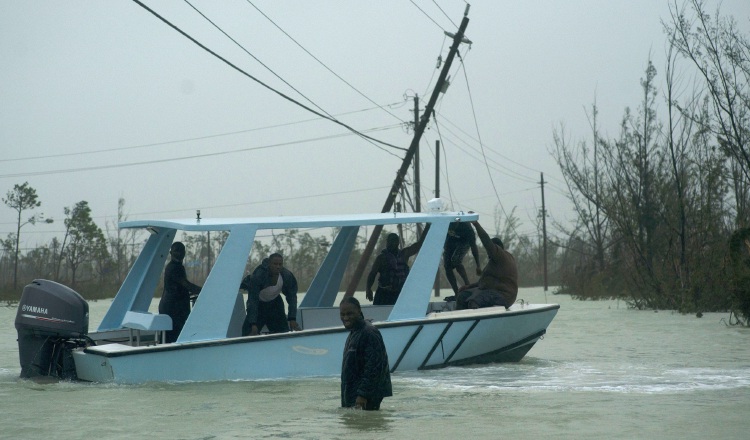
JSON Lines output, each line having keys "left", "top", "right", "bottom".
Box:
{"left": 15, "top": 279, "right": 90, "bottom": 380}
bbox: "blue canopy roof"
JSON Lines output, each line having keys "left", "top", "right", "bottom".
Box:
{"left": 120, "top": 211, "right": 478, "bottom": 231}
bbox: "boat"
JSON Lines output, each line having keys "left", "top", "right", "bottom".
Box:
{"left": 15, "top": 209, "right": 559, "bottom": 384}
{"left": 14, "top": 6, "right": 560, "bottom": 384}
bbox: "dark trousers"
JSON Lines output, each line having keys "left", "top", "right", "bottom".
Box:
{"left": 159, "top": 301, "right": 189, "bottom": 343}
{"left": 456, "top": 288, "right": 511, "bottom": 310}
{"left": 373, "top": 287, "right": 399, "bottom": 306}
{"left": 242, "top": 295, "right": 289, "bottom": 335}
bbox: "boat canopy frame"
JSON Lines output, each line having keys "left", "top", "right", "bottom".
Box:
{"left": 97, "top": 211, "right": 478, "bottom": 343}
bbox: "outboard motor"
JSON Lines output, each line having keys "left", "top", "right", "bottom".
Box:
{"left": 15, "top": 279, "right": 91, "bottom": 380}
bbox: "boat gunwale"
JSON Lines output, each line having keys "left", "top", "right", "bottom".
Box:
{"left": 83, "top": 303, "right": 559, "bottom": 358}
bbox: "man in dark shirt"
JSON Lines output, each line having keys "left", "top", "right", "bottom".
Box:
{"left": 241, "top": 253, "right": 300, "bottom": 336}
{"left": 366, "top": 225, "right": 430, "bottom": 305}
{"left": 339, "top": 296, "right": 392, "bottom": 410}
{"left": 158, "top": 242, "right": 202, "bottom": 343}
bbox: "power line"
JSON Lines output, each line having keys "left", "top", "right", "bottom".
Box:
{"left": 431, "top": 0, "right": 458, "bottom": 29}
{"left": 459, "top": 57, "right": 503, "bottom": 205}
{"left": 0, "top": 103, "right": 403, "bottom": 164}
{"left": 457, "top": 52, "right": 532, "bottom": 252}
{"left": 184, "top": 0, "right": 332, "bottom": 119}
{"left": 0, "top": 125, "right": 403, "bottom": 180}
{"left": 428, "top": 88, "right": 570, "bottom": 197}
{"left": 181, "top": 0, "right": 403, "bottom": 157}
{"left": 409, "top": 0, "right": 446, "bottom": 32}
{"left": 432, "top": 116, "right": 570, "bottom": 197}
{"left": 130, "top": 0, "right": 402, "bottom": 153}
{"left": 437, "top": 106, "right": 558, "bottom": 178}
{"left": 245, "top": 0, "right": 407, "bottom": 125}
{"left": 433, "top": 120, "right": 538, "bottom": 184}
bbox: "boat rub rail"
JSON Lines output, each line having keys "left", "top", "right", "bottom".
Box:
{"left": 84, "top": 303, "right": 559, "bottom": 358}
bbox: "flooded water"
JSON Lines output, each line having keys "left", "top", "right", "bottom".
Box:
{"left": 1, "top": 288, "right": 749, "bottom": 439}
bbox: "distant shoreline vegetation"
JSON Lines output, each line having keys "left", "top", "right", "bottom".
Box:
{"left": 0, "top": 204, "right": 562, "bottom": 303}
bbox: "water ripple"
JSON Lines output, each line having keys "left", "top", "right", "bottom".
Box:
{"left": 396, "top": 361, "right": 750, "bottom": 394}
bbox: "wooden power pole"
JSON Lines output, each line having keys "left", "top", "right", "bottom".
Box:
{"left": 434, "top": 139, "right": 441, "bottom": 297}
{"left": 344, "top": 7, "right": 471, "bottom": 297}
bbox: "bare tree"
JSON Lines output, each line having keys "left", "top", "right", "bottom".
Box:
{"left": 493, "top": 205, "right": 520, "bottom": 252}
{"left": 551, "top": 101, "right": 610, "bottom": 273}
{"left": 665, "top": 0, "right": 750, "bottom": 227}
{"left": 664, "top": 38, "right": 697, "bottom": 308}
{"left": 599, "top": 59, "right": 671, "bottom": 307}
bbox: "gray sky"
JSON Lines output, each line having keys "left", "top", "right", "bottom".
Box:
{"left": 2, "top": 0, "right": 749, "bottom": 250}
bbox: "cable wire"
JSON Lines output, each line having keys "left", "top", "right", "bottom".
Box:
{"left": 457, "top": 52, "right": 533, "bottom": 252}
{"left": 245, "top": 0, "right": 406, "bottom": 125}
{"left": 0, "top": 125, "right": 403, "bottom": 179}
{"left": 130, "top": 0, "right": 401, "bottom": 154}
{"left": 184, "top": 0, "right": 332, "bottom": 118}
{"left": 182, "top": 0, "right": 403, "bottom": 157}
{"left": 409, "top": 0, "right": 447, "bottom": 32}
{"left": 1, "top": 103, "right": 404, "bottom": 164}
{"left": 431, "top": 0, "right": 458, "bottom": 29}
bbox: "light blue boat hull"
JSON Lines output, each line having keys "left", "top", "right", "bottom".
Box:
{"left": 73, "top": 304, "right": 558, "bottom": 384}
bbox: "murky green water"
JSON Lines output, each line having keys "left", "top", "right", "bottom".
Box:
{"left": 1, "top": 288, "right": 748, "bottom": 439}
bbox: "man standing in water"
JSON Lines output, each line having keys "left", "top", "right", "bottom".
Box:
{"left": 456, "top": 221, "right": 518, "bottom": 310}
{"left": 366, "top": 226, "right": 430, "bottom": 305}
{"left": 159, "top": 241, "right": 202, "bottom": 343}
{"left": 339, "top": 296, "right": 392, "bottom": 410}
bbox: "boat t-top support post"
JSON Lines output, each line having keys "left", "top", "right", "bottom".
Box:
{"left": 344, "top": 6, "right": 471, "bottom": 297}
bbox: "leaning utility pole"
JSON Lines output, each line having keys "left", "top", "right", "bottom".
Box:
{"left": 434, "top": 139, "right": 441, "bottom": 297}
{"left": 344, "top": 6, "right": 471, "bottom": 297}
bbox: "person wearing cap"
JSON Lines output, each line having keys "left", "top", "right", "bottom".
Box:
{"left": 456, "top": 221, "right": 518, "bottom": 310}
{"left": 241, "top": 253, "right": 301, "bottom": 336}
{"left": 159, "top": 241, "right": 202, "bottom": 343}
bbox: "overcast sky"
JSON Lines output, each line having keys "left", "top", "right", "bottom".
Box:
{"left": 2, "top": 0, "right": 749, "bottom": 251}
